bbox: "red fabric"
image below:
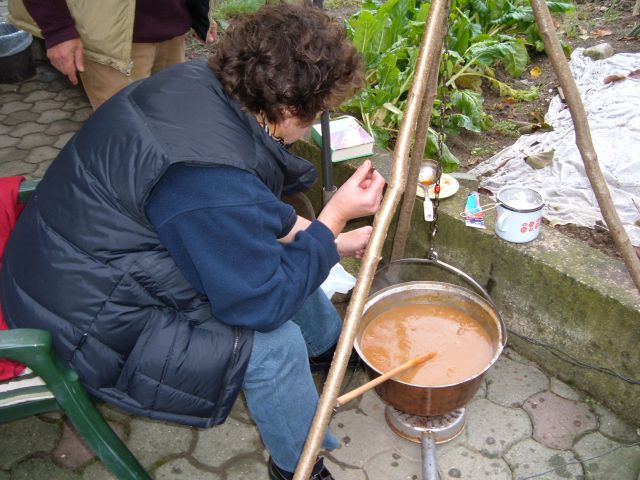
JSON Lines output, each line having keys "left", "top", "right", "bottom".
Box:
{"left": 0, "top": 176, "right": 26, "bottom": 380}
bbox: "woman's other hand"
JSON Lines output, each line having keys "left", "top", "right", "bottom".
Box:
{"left": 336, "top": 226, "right": 373, "bottom": 259}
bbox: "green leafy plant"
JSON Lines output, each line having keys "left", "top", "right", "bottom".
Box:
{"left": 341, "top": 0, "right": 575, "bottom": 171}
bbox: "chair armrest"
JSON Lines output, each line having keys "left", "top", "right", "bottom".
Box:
{"left": 18, "top": 179, "right": 40, "bottom": 204}
{"left": 0, "top": 328, "right": 53, "bottom": 366}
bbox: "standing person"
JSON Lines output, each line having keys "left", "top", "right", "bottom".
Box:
{"left": 7, "top": 0, "right": 216, "bottom": 109}
{"left": 0, "top": 4, "right": 385, "bottom": 480}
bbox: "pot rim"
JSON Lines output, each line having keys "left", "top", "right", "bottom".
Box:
{"left": 496, "top": 186, "right": 544, "bottom": 213}
{"left": 354, "top": 281, "right": 505, "bottom": 389}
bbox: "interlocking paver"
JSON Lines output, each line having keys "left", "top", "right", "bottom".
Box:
{"left": 573, "top": 432, "right": 640, "bottom": 480}
{"left": 550, "top": 377, "right": 583, "bottom": 401}
{"left": 591, "top": 402, "right": 640, "bottom": 444}
{"left": 0, "top": 100, "right": 30, "bottom": 115}
{"left": 0, "top": 92, "right": 22, "bottom": 104}
{"left": 0, "top": 417, "right": 59, "bottom": 469}
{"left": 155, "top": 458, "right": 222, "bottom": 479}
{"left": 3, "top": 109, "right": 39, "bottom": 126}
{"left": 54, "top": 131, "right": 75, "bottom": 149}
{"left": 504, "top": 438, "right": 584, "bottom": 479}
{"left": 17, "top": 80, "right": 51, "bottom": 94}
{"left": 81, "top": 462, "right": 114, "bottom": 480}
{"left": 485, "top": 355, "right": 549, "bottom": 408}
{"left": 465, "top": 398, "right": 532, "bottom": 457}
{"left": 70, "top": 106, "right": 92, "bottom": 123}
{"left": 127, "top": 418, "right": 194, "bottom": 468}
{"left": 16, "top": 132, "right": 57, "bottom": 150}
{"left": 524, "top": 391, "right": 597, "bottom": 450}
{"left": 437, "top": 444, "right": 512, "bottom": 479}
{"left": 22, "top": 90, "right": 57, "bottom": 103}
{"left": 0, "top": 135, "right": 19, "bottom": 148}
{"left": 53, "top": 420, "right": 127, "bottom": 471}
{"left": 36, "top": 108, "right": 73, "bottom": 124}
{"left": 193, "top": 417, "right": 264, "bottom": 468}
{"left": 10, "top": 457, "right": 81, "bottom": 479}
{"left": 8, "top": 121, "right": 47, "bottom": 137}
{"left": 31, "top": 158, "right": 54, "bottom": 177}
{"left": 31, "top": 99, "right": 65, "bottom": 113}
{"left": 44, "top": 118, "right": 83, "bottom": 136}
{"left": 61, "top": 96, "right": 92, "bottom": 111}
{"left": 225, "top": 456, "right": 270, "bottom": 480}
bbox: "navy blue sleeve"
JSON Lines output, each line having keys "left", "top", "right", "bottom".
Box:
{"left": 146, "top": 164, "right": 339, "bottom": 332}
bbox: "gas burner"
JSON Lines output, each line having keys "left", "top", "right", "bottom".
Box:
{"left": 384, "top": 405, "right": 466, "bottom": 444}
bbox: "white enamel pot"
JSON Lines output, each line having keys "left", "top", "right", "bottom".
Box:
{"left": 495, "top": 187, "right": 544, "bottom": 243}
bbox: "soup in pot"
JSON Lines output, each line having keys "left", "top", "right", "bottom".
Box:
{"left": 360, "top": 303, "right": 494, "bottom": 387}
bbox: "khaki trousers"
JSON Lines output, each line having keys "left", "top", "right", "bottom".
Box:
{"left": 80, "top": 34, "right": 186, "bottom": 110}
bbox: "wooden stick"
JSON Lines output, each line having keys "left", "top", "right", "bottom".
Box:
{"left": 335, "top": 352, "right": 437, "bottom": 408}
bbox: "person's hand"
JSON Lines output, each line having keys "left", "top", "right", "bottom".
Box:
{"left": 318, "top": 160, "right": 385, "bottom": 236}
{"left": 336, "top": 226, "right": 373, "bottom": 259}
{"left": 47, "top": 38, "right": 84, "bottom": 86}
{"left": 196, "top": 21, "right": 218, "bottom": 44}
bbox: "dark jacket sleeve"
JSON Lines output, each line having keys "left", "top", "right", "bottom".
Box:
{"left": 185, "top": 0, "right": 210, "bottom": 42}
{"left": 23, "top": 0, "right": 80, "bottom": 48}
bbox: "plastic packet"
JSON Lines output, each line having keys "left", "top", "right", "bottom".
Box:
{"left": 464, "top": 192, "right": 486, "bottom": 229}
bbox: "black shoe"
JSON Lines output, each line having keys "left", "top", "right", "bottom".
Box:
{"left": 268, "top": 457, "right": 335, "bottom": 480}
{"left": 309, "top": 345, "right": 361, "bottom": 372}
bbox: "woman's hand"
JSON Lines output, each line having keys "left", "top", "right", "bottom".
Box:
{"left": 318, "top": 160, "right": 385, "bottom": 236}
{"left": 336, "top": 226, "right": 373, "bottom": 259}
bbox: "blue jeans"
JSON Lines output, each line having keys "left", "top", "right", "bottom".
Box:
{"left": 242, "top": 289, "right": 342, "bottom": 472}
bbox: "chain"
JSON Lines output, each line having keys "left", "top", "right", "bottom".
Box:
{"left": 427, "top": 20, "right": 451, "bottom": 261}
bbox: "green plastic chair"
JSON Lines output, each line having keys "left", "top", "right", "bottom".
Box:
{"left": 0, "top": 179, "right": 150, "bottom": 479}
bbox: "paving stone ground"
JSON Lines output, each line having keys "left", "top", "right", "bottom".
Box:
{"left": 1, "top": 11, "right": 640, "bottom": 479}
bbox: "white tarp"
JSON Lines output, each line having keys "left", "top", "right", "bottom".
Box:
{"left": 469, "top": 48, "right": 640, "bottom": 246}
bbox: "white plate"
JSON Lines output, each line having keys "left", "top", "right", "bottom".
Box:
{"left": 416, "top": 173, "right": 460, "bottom": 199}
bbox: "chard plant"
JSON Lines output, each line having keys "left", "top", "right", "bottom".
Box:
{"left": 342, "top": 0, "right": 575, "bottom": 171}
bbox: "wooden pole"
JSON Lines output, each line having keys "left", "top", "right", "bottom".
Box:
{"left": 390, "top": 33, "right": 447, "bottom": 261}
{"left": 530, "top": 0, "right": 640, "bottom": 293}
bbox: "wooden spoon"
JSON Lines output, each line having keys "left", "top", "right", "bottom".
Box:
{"left": 335, "top": 351, "right": 438, "bottom": 409}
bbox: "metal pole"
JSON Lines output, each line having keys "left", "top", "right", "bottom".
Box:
{"left": 293, "top": 0, "right": 452, "bottom": 477}
{"left": 421, "top": 433, "right": 440, "bottom": 480}
{"left": 529, "top": 0, "right": 640, "bottom": 292}
{"left": 312, "top": 0, "right": 335, "bottom": 205}
{"left": 320, "top": 110, "right": 337, "bottom": 204}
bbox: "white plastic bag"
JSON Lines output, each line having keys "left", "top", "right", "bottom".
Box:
{"left": 320, "top": 263, "right": 356, "bottom": 300}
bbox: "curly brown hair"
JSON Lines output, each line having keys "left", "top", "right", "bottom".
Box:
{"left": 208, "top": 4, "right": 364, "bottom": 125}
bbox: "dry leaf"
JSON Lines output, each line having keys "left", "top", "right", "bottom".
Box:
{"left": 530, "top": 65, "right": 542, "bottom": 78}
{"left": 603, "top": 74, "right": 627, "bottom": 84}
{"left": 628, "top": 69, "right": 640, "bottom": 80}
{"left": 590, "top": 28, "right": 613, "bottom": 37}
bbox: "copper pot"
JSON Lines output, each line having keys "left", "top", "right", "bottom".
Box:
{"left": 354, "top": 281, "right": 505, "bottom": 417}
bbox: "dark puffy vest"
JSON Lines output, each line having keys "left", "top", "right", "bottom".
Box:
{"left": 0, "top": 59, "right": 316, "bottom": 427}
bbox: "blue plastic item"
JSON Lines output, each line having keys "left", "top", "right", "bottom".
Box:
{"left": 0, "top": 21, "right": 35, "bottom": 83}
{"left": 0, "top": 21, "right": 32, "bottom": 58}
